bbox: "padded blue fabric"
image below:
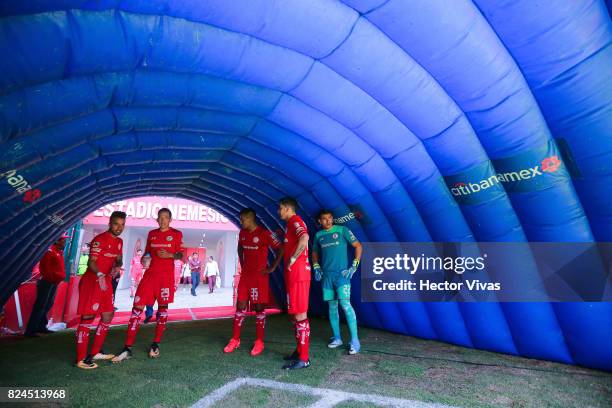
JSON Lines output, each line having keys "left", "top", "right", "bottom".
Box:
{"left": 0, "top": 1, "right": 610, "bottom": 370}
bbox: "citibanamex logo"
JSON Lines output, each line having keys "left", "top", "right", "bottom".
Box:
{"left": 0, "top": 169, "right": 42, "bottom": 203}
{"left": 541, "top": 156, "right": 561, "bottom": 173}
{"left": 450, "top": 155, "right": 563, "bottom": 197}
{"left": 23, "top": 189, "right": 42, "bottom": 203}
{"left": 334, "top": 209, "right": 365, "bottom": 224}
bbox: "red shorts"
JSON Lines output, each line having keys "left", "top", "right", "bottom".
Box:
{"left": 134, "top": 271, "right": 174, "bottom": 306}
{"left": 237, "top": 273, "right": 270, "bottom": 304}
{"left": 77, "top": 273, "right": 114, "bottom": 315}
{"left": 286, "top": 280, "right": 310, "bottom": 315}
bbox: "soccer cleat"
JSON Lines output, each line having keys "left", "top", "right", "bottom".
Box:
{"left": 111, "top": 347, "right": 132, "bottom": 363}
{"left": 282, "top": 359, "right": 311, "bottom": 370}
{"left": 250, "top": 340, "right": 264, "bottom": 356}
{"left": 348, "top": 339, "right": 361, "bottom": 355}
{"left": 38, "top": 328, "right": 53, "bottom": 334}
{"left": 92, "top": 351, "right": 115, "bottom": 361}
{"left": 327, "top": 337, "right": 343, "bottom": 349}
{"left": 76, "top": 356, "right": 98, "bottom": 370}
{"left": 282, "top": 349, "right": 299, "bottom": 361}
{"left": 148, "top": 342, "right": 160, "bottom": 358}
{"left": 143, "top": 316, "right": 153, "bottom": 324}
{"left": 223, "top": 338, "right": 240, "bottom": 353}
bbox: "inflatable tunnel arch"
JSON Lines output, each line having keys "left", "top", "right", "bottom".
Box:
{"left": 0, "top": 1, "right": 611, "bottom": 371}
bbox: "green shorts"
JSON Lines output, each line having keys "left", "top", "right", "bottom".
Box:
{"left": 322, "top": 270, "right": 351, "bottom": 301}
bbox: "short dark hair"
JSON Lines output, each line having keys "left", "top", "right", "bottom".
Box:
{"left": 279, "top": 197, "right": 298, "bottom": 211}
{"left": 239, "top": 208, "right": 256, "bottom": 218}
{"left": 192, "top": 252, "right": 197, "bottom": 255}
{"left": 158, "top": 207, "right": 172, "bottom": 218}
{"left": 110, "top": 211, "right": 127, "bottom": 222}
{"left": 317, "top": 209, "right": 333, "bottom": 219}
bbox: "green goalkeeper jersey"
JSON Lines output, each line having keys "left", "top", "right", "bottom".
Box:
{"left": 313, "top": 225, "right": 357, "bottom": 273}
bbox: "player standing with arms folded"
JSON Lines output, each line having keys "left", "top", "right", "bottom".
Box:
{"left": 75, "top": 211, "right": 126, "bottom": 369}
{"left": 312, "top": 210, "right": 362, "bottom": 354}
{"left": 112, "top": 208, "right": 183, "bottom": 362}
{"left": 223, "top": 208, "right": 283, "bottom": 356}
{"left": 278, "top": 197, "right": 312, "bottom": 370}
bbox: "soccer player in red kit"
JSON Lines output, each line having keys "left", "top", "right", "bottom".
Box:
{"left": 75, "top": 211, "right": 126, "bottom": 369}
{"left": 278, "top": 197, "right": 312, "bottom": 370}
{"left": 112, "top": 208, "right": 183, "bottom": 362}
{"left": 223, "top": 208, "right": 282, "bottom": 356}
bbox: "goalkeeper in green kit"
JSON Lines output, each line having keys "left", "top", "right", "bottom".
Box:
{"left": 312, "top": 209, "right": 363, "bottom": 354}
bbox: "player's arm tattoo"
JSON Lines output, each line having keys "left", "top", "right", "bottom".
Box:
{"left": 268, "top": 247, "right": 284, "bottom": 271}
{"left": 87, "top": 258, "right": 101, "bottom": 275}
{"left": 237, "top": 245, "right": 245, "bottom": 269}
{"left": 352, "top": 241, "right": 363, "bottom": 263}
{"left": 311, "top": 250, "right": 319, "bottom": 265}
{"left": 291, "top": 234, "right": 309, "bottom": 263}
{"left": 115, "top": 254, "right": 123, "bottom": 267}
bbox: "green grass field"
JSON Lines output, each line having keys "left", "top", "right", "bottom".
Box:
{"left": 0, "top": 315, "right": 610, "bottom": 407}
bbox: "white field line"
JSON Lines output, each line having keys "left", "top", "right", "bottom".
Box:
{"left": 191, "top": 377, "right": 458, "bottom": 408}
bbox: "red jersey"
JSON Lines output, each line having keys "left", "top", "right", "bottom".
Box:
{"left": 39, "top": 245, "right": 66, "bottom": 284}
{"left": 87, "top": 231, "right": 123, "bottom": 276}
{"left": 239, "top": 226, "right": 281, "bottom": 277}
{"left": 145, "top": 228, "right": 183, "bottom": 275}
{"left": 283, "top": 214, "right": 310, "bottom": 281}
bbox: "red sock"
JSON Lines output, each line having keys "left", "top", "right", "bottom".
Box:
{"left": 255, "top": 312, "right": 266, "bottom": 342}
{"left": 232, "top": 310, "right": 246, "bottom": 341}
{"left": 76, "top": 317, "right": 94, "bottom": 362}
{"left": 293, "top": 321, "right": 301, "bottom": 356}
{"left": 296, "top": 319, "right": 310, "bottom": 362}
{"left": 153, "top": 306, "right": 168, "bottom": 343}
{"left": 125, "top": 307, "right": 143, "bottom": 347}
{"left": 90, "top": 321, "right": 110, "bottom": 356}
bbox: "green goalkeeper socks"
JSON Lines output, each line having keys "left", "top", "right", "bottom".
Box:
{"left": 339, "top": 299, "right": 358, "bottom": 343}
{"left": 328, "top": 300, "right": 341, "bottom": 339}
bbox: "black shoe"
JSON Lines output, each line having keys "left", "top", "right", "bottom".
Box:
{"left": 111, "top": 346, "right": 133, "bottom": 363}
{"left": 149, "top": 342, "right": 160, "bottom": 358}
{"left": 37, "top": 328, "right": 53, "bottom": 334}
{"left": 144, "top": 316, "right": 153, "bottom": 324}
{"left": 283, "top": 350, "right": 299, "bottom": 361}
{"left": 24, "top": 332, "right": 39, "bottom": 338}
{"left": 283, "top": 359, "right": 310, "bottom": 370}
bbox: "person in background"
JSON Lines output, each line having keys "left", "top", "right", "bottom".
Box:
{"left": 130, "top": 249, "right": 144, "bottom": 298}
{"left": 141, "top": 254, "right": 155, "bottom": 324}
{"left": 144, "top": 303, "right": 156, "bottom": 324}
{"left": 189, "top": 252, "right": 202, "bottom": 296}
{"left": 111, "top": 265, "right": 124, "bottom": 311}
{"left": 173, "top": 258, "right": 183, "bottom": 292}
{"left": 180, "top": 256, "right": 190, "bottom": 285}
{"left": 77, "top": 245, "right": 89, "bottom": 276}
{"left": 204, "top": 256, "right": 219, "bottom": 293}
{"left": 24, "top": 233, "right": 68, "bottom": 337}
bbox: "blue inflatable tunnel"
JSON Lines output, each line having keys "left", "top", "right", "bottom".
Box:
{"left": 0, "top": 1, "right": 611, "bottom": 371}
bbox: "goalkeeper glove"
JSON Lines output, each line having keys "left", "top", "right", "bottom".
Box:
{"left": 342, "top": 259, "right": 360, "bottom": 279}
{"left": 313, "top": 263, "right": 323, "bottom": 281}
